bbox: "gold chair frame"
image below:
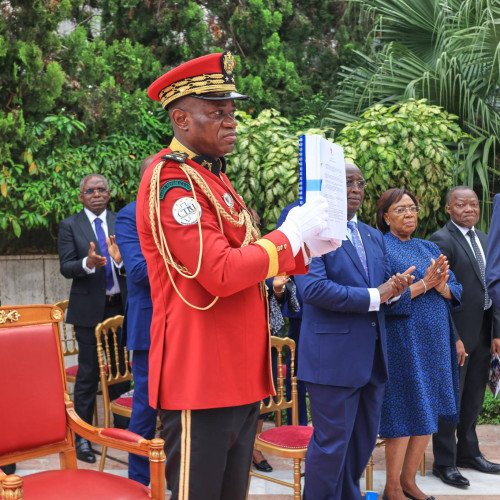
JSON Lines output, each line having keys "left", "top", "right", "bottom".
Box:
{"left": 0, "top": 304, "right": 166, "bottom": 500}
{"left": 95, "top": 314, "right": 133, "bottom": 472}
{"left": 249, "top": 336, "right": 308, "bottom": 500}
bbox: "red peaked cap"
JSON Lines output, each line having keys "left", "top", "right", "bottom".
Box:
{"left": 148, "top": 51, "right": 249, "bottom": 110}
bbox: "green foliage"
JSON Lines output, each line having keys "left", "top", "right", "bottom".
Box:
{"left": 0, "top": 1, "right": 373, "bottom": 252}
{"left": 478, "top": 390, "right": 500, "bottom": 425}
{"left": 336, "top": 99, "right": 468, "bottom": 236}
{"left": 325, "top": 0, "right": 500, "bottom": 229}
{"left": 0, "top": 112, "right": 165, "bottom": 252}
{"left": 0, "top": 0, "right": 71, "bottom": 166}
{"left": 229, "top": 109, "right": 332, "bottom": 234}
{"left": 90, "top": 0, "right": 371, "bottom": 117}
{"left": 204, "top": 0, "right": 370, "bottom": 117}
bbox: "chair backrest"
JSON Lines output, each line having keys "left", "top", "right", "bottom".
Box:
{"left": 54, "top": 299, "right": 78, "bottom": 356}
{"left": 95, "top": 315, "right": 132, "bottom": 423}
{"left": 0, "top": 305, "right": 69, "bottom": 462}
{"left": 260, "top": 336, "right": 298, "bottom": 426}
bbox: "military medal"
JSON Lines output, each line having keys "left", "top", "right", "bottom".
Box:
{"left": 223, "top": 192, "right": 237, "bottom": 215}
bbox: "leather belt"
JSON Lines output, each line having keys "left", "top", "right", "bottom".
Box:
{"left": 105, "top": 293, "right": 121, "bottom": 305}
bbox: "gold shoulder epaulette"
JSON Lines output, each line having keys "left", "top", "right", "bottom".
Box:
{"left": 161, "top": 151, "right": 188, "bottom": 163}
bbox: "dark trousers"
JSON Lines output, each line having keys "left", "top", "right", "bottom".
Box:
{"left": 128, "top": 349, "right": 158, "bottom": 485}
{"left": 304, "top": 340, "right": 386, "bottom": 500}
{"left": 433, "top": 310, "right": 492, "bottom": 465}
{"left": 160, "top": 402, "right": 260, "bottom": 500}
{"left": 73, "top": 299, "right": 128, "bottom": 426}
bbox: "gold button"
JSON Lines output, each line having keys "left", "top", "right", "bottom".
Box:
{"left": 284, "top": 243, "right": 287, "bottom": 250}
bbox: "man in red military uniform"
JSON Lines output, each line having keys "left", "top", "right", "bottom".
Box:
{"left": 136, "top": 51, "right": 330, "bottom": 500}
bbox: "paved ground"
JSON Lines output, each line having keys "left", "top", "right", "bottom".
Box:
{"left": 9, "top": 394, "right": 500, "bottom": 499}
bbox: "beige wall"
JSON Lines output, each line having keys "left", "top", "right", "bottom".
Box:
{"left": 0, "top": 254, "right": 71, "bottom": 307}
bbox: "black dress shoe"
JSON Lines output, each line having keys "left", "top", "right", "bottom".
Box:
{"left": 253, "top": 459, "right": 273, "bottom": 472}
{"left": 75, "top": 437, "right": 96, "bottom": 464}
{"left": 457, "top": 455, "right": 500, "bottom": 474}
{"left": 432, "top": 464, "right": 469, "bottom": 487}
{"left": 403, "top": 490, "right": 435, "bottom": 500}
{"left": 1, "top": 463, "right": 16, "bottom": 475}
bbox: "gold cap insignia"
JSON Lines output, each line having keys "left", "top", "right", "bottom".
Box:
{"left": 222, "top": 52, "right": 236, "bottom": 77}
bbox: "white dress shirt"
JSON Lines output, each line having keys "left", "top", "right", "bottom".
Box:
{"left": 82, "top": 208, "right": 121, "bottom": 295}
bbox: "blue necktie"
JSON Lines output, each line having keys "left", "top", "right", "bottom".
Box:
{"left": 94, "top": 217, "right": 115, "bottom": 291}
{"left": 347, "top": 220, "right": 369, "bottom": 278}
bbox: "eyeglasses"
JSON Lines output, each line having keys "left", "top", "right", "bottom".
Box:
{"left": 390, "top": 206, "right": 420, "bottom": 215}
{"left": 81, "top": 187, "right": 109, "bottom": 196}
{"left": 346, "top": 180, "right": 367, "bottom": 189}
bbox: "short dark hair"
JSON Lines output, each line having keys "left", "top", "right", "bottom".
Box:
{"left": 446, "top": 185, "right": 475, "bottom": 204}
{"left": 376, "top": 188, "right": 419, "bottom": 234}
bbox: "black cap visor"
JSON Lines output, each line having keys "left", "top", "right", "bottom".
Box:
{"left": 191, "top": 91, "right": 249, "bottom": 101}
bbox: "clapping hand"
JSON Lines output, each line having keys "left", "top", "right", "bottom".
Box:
{"left": 424, "top": 254, "right": 449, "bottom": 291}
{"left": 106, "top": 235, "right": 122, "bottom": 264}
{"left": 272, "top": 275, "right": 289, "bottom": 297}
{"left": 390, "top": 266, "right": 416, "bottom": 296}
{"left": 378, "top": 266, "right": 416, "bottom": 302}
{"left": 87, "top": 241, "right": 107, "bottom": 269}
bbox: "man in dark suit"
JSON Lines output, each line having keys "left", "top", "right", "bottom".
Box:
{"left": 115, "top": 156, "right": 158, "bottom": 485}
{"left": 58, "top": 173, "right": 128, "bottom": 464}
{"left": 295, "top": 163, "right": 412, "bottom": 500}
{"left": 431, "top": 186, "right": 500, "bottom": 487}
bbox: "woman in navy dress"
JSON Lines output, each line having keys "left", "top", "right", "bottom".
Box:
{"left": 376, "top": 189, "right": 461, "bottom": 500}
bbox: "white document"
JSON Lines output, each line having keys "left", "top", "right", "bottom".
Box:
{"left": 299, "top": 134, "right": 347, "bottom": 246}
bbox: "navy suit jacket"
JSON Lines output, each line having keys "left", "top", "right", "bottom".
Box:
{"left": 486, "top": 194, "right": 500, "bottom": 308}
{"left": 295, "top": 220, "right": 390, "bottom": 388}
{"left": 115, "top": 201, "right": 153, "bottom": 351}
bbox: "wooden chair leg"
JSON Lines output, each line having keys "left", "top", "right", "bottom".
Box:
{"left": 99, "top": 446, "right": 108, "bottom": 472}
{"left": 293, "top": 458, "right": 302, "bottom": 500}
{"left": 365, "top": 454, "right": 373, "bottom": 491}
{"left": 420, "top": 453, "right": 425, "bottom": 476}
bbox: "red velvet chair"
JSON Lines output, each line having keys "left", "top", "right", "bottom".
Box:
{"left": 54, "top": 299, "right": 100, "bottom": 425}
{"left": 249, "top": 336, "right": 313, "bottom": 500}
{"left": 0, "top": 304, "right": 165, "bottom": 500}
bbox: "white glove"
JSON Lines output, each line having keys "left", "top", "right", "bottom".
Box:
{"left": 278, "top": 196, "right": 329, "bottom": 256}
{"left": 305, "top": 237, "right": 342, "bottom": 258}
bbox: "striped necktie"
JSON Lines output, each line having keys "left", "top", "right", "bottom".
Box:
{"left": 467, "top": 229, "right": 489, "bottom": 309}
{"left": 347, "top": 220, "right": 369, "bottom": 278}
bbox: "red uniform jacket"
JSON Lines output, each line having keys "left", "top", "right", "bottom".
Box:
{"left": 136, "top": 148, "right": 307, "bottom": 410}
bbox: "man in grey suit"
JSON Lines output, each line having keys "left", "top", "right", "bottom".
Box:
{"left": 58, "top": 173, "right": 128, "bottom": 463}
{"left": 430, "top": 186, "right": 500, "bottom": 488}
